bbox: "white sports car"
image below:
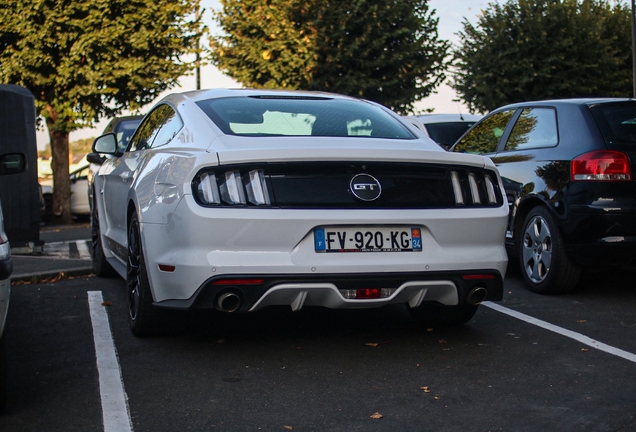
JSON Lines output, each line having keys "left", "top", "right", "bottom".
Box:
{"left": 88, "top": 89, "right": 508, "bottom": 336}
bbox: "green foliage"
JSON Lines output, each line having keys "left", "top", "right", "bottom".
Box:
{"left": 38, "top": 145, "right": 51, "bottom": 159}
{"left": 70, "top": 137, "right": 93, "bottom": 156}
{"left": 1, "top": 0, "right": 202, "bottom": 222}
{"left": 211, "top": 0, "right": 450, "bottom": 114}
{"left": 0, "top": 0, "right": 202, "bottom": 133}
{"left": 452, "top": 0, "right": 632, "bottom": 113}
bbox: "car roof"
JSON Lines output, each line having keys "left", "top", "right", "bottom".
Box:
{"left": 159, "top": 88, "right": 364, "bottom": 106}
{"left": 406, "top": 114, "right": 483, "bottom": 123}
{"left": 496, "top": 98, "right": 636, "bottom": 111}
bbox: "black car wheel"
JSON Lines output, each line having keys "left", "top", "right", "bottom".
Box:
{"left": 519, "top": 206, "right": 581, "bottom": 294}
{"left": 408, "top": 303, "right": 478, "bottom": 327}
{"left": 91, "top": 194, "right": 116, "bottom": 277}
{"left": 127, "top": 213, "right": 173, "bottom": 337}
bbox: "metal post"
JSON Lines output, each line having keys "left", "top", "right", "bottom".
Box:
{"left": 195, "top": 5, "right": 201, "bottom": 90}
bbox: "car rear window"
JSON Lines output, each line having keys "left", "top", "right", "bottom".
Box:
{"left": 589, "top": 102, "right": 636, "bottom": 147}
{"left": 196, "top": 96, "right": 416, "bottom": 139}
{"left": 424, "top": 122, "right": 477, "bottom": 147}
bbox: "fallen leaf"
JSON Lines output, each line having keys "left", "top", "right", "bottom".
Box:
{"left": 370, "top": 412, "right": 383, "bottom": 419}
{"left": 284, "top": 426, "right": 293, "bottom": 430}
{"left": 365, "top": 343, "right": 379, "bottom": 347}
{"left": 581, "top": 348, "right": 589, "bottom": 352}
{"left": 438, "top": 339, "right": 448, "bottom": 344}
{"left": 421, "top": 386, "right": 431, "bottom": 393}
{"left": 101, "top": 301, "right": 112, "bottom": 307}
{"left": 434, "top": 396, "right": 440, "bottom": 400}
{"left": 577, "top": 320, "right": 587, "bottom": 323}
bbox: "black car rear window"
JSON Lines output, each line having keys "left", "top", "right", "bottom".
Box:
{"left": 589, "top": 102, "right": 636, "bottom": 147}
{"left": 196, "top": 96, "right": 416, "bottom": 139}
{"left": 424, "top": 122, "right": 477, "bottom": 147}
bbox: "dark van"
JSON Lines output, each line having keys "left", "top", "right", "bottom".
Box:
{"left": 0, "top": 84, "right": 42, "bottom": 252}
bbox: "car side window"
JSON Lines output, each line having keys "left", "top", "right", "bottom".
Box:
{"left": 128, "top": 106, "right": 170, "bottom": 152}
{"left": 453, "top": 110, "right": 515, "bottom": 154}
{"left": 152, "top": 106, "right": 184, "bottom": 148}
{"left": 503, "top": 108, "right": 558, "bottom": 151}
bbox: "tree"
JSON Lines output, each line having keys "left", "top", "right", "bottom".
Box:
{"left": 452, "top": 0, "right": 632, "bottom": 113}
{"left": 0, "top": 0, "right": 201, "bottom": 222}
{"left": 211, "top": 0, "right": 449, "bottom": 114}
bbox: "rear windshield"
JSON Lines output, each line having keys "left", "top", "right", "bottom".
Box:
{"left": 425, "top": 122, "right": 478, "bottom": 147}
{"left": 196, "top": 96, "right": 416, "bottom": 139}
{"left": 589, "top": 102, "right": 636, "bottom": 147}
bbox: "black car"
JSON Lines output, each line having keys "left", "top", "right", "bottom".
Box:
{"left": 100, "top": 115, "right": 144, "bottom": 153}
{"left": 452, "top": 98, "right": 636, "bottom": 294}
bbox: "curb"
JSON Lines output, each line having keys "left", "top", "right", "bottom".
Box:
{"left": 11, "top": 266, "right": 94, "bottom": 283}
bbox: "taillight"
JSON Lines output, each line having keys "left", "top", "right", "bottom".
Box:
{"left": 193, "top": 168, "right": 271, "bottom": 206}
{"left": 571, "top": 150, "right": 632, "bottom": 181}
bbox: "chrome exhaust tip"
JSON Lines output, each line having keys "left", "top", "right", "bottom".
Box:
{"left": 466, "top": 286, "right": 488, "bottom": 305}
{"left": 216, "top": 292, "right": 241, "bottom": 313}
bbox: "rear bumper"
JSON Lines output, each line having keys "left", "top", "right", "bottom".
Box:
{"left": 564, "top": 205, "right": 636, "bottom": 266}
{"left": 153, "top": 270, "right": 504, "bottom": 312}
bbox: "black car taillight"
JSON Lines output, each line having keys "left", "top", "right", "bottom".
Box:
{"left": 571, "top": 150, "right": 632, "bottom": 181}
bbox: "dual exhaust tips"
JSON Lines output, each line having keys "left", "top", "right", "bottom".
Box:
{"left": 215, "top": 285, "right": 488, "bottom": 312}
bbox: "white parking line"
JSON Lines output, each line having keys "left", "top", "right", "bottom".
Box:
{"left": 76, "top": 240, "right": 91, "bottom": 259}
{"left": 483, "top": 301, "right": 636, "bottom": 364}
{"left": 88, "top": 291, "right": 134, "bottom": 432}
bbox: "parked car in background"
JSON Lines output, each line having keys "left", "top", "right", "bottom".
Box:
{"left": 405, "top": 114, "right": 483, "bottom": 149}
{"left": 40, "top": 164, "right": 91, "bottom": 220}
{"left": 40, "top": 116, "right": 143, "bottom": 222}
{"left": 451, "top": 98, "right": 636, "bottom": 294}
{"left": 88, "top": 88, "right": 508, "bottom": 336}
{"left": 101, "top": 115, "right": 144, "bottom": 153}
{"left": 0, "top": 196, "right": 11, "bottom": 411}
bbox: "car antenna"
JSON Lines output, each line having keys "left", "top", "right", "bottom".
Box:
{"left": 457, "top": 104, "right": 465, "bottom": 121}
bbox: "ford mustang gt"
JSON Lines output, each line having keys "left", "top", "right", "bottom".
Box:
{"left": 88, "top": 89, "right": 508, "bottom": 336}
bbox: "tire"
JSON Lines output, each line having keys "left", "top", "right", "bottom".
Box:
{"left": 91, "top": 195, "right": 116, "bottom": 277}
{"left": 408, "top": 303, "right": 479, "bottom": 327}
{"left": 127, "top": 213, "right": 171, "bottom": 337}
{"left": 518, "top": 206, "right": 581, "bottom": 294}
{"left": 42, "top": 194, "right": 53, "bottom": 223}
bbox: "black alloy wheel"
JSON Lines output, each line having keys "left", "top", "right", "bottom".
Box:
{"left": 126, "top": 214, "right": 162, "bottom": 336}
{"left": 91, "top": 193, "right": 116, "bottom": 277}
{"left": 519, "top": 206, "right": 581, "bottom": 294}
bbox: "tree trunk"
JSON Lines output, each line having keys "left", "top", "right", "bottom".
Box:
{"left": 49, "top": 127, "right": 73, "bottom": 224}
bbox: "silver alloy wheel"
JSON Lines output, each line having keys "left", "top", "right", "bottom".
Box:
{"left": 521, "top": 215, "right": 553, "bottom": 283}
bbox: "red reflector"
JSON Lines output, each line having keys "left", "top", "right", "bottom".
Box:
{"left": 158, "top": 264, "right": 176, "bottom": 272}
{"left": 356, "top": 288, "right": 382, "bottom": 299}
{"left": 571, "top": 150, "right": 632, "bottom": 181}
{"left": 462, "top": 274, "right": 496, "bottom": 280}
{"left": 212, "top": 279, "right": 265, "bottom": 285}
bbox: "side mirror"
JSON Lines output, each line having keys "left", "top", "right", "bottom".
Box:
{"left": 92, "top": 133, "right": 118, "bottom": 154}
{"left": 86, "top": 152, "right": 106, "bottom": 165}
{"left": 0, "top": 153, "right": 26, "bottom": 175}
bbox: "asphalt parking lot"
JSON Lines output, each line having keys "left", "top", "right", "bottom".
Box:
{"left": 2, "top": 262, "right": 636, "bottom": 431}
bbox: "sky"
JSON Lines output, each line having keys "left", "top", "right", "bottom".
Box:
{"left": 36, "top": 0, "right": 492, "bottom": 149}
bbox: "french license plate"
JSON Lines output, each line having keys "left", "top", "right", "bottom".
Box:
{"left": 314, "top": 227, "right": 422, "bottom": 252}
